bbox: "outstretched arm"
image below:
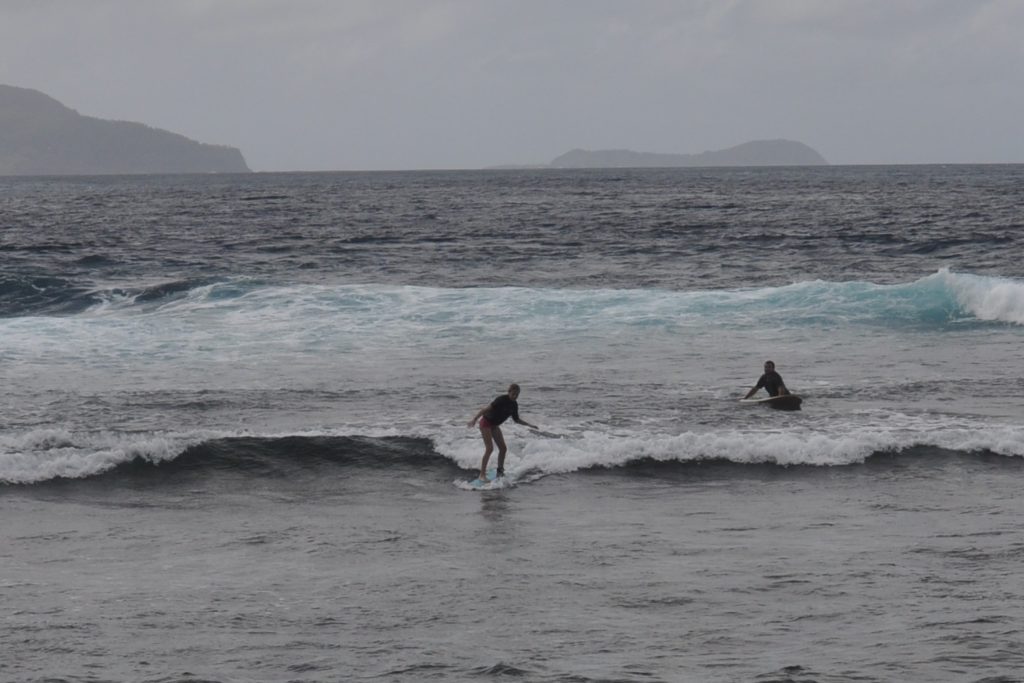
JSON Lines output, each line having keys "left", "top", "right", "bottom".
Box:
{"left": 509, "top": 403, "right": 537, "bottom": 429}
{"left": 513, "top": 415, "right": 538, "bottom": 429}
{"left": 742, "top": 386, "right": 758, "bottom": 400}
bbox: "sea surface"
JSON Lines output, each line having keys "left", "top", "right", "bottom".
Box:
{"left": 2, "top": 166, "right": 1024, "bottom": 682}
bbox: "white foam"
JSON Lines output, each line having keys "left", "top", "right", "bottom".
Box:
{"left": 5, "top": 417, "right": 1024, "bottom": 486}
{"left": 0, "top": 423, "right": 432, "bottom": 485}
{"left": 428, "top": 419, "right": 1024, "bottom": 473}
{"left": 0, "top": 428, "right": 212, "bottom": 485}
{"left": 6, "top": 273, "right": 1022, "bottom": 381}
{"left": 940, "top": 269, "right": 1024, "bottom": 325}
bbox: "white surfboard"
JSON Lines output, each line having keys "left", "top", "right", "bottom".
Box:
{"left": 455, "top": 468, "right": 512, "bottom": 491}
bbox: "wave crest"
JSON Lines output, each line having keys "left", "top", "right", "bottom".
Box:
{"left": 5, "top": 270, "right": 1024, "bottom": 330}
{"left": 4, "top": 422, "right": 1024, "bottom": 487}
{"left": 942, "top": 269, "right": 1024, "bottom": 325}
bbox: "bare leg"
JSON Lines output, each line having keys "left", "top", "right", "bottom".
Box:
{"left": 493, "top": 426, "right": 508, "bottom": 475}
{"left": 479, "top": 424, "right": 494, "bottom": 479}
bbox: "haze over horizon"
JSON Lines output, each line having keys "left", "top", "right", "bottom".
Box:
{"left": 2, "top": 1, "right": 1021, "bottom": 172}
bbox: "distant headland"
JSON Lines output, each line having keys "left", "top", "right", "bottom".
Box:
{"left": 496, "top": 140, "right": 828, "bottom": 169}
{"left": 0, "top": 84, "right": 250, "bottom": 175}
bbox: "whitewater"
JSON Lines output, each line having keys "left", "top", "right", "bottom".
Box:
{"left": 4, "top": 268, "right": 1024, "bottom": 484}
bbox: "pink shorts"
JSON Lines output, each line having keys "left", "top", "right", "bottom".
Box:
{"left": 479, "top": 416, "right": 494, "bottom": 429}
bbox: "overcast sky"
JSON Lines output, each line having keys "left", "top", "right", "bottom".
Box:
{"left": 2, "top": 0, "right": 1022, "bottom": 171}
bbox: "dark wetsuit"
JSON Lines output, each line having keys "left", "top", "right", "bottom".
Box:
{"left": 754, "top": 371, "right": 787, "bottom": 397}
{"left": 483, "top": 395, "right": 521, "bottom": 426}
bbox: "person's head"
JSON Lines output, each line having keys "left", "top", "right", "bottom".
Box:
{"left": 764, "top": 360, "right": 775, "bottom": 372}
{"left": 507, "top": 383, "right": 521, "bottom": 399}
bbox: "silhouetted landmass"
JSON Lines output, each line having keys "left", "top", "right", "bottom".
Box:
{"left": 548, "top": 140, "right": 827, "bottom": 168}
{"left": 0, "top": 84, "right": 250, "bottom": 175}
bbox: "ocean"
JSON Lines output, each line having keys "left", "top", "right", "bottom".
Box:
{"left": 2, "top": 165, "right": 1024, "bottom": 682}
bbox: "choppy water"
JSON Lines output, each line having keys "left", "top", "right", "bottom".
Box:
{"left": 2, "top": 166, "right": 1024, "bottom": 681}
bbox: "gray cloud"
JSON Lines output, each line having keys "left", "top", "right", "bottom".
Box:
{"left": 1, "top": 0, "right": 1021, "bottom": 170}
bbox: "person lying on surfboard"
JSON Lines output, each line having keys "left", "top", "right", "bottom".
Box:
{"left": 743, "top": 360, "right": 790, "bottom": 399}
{"left": 468, "top": 383, "right": 537, "bottom": 482}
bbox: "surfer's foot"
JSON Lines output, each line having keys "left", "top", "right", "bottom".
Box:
{"left": 478, "top": 473, "right": 489, "bottom": 482}
{"left": 495, "top": 468, "right": 504, "bottom": 478}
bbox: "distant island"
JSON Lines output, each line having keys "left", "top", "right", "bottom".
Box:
{"left": 0, "top": 84, "right": 250, "bottom": 175}
{"left": 495, "top": 140, "right": 828, "bottom": 169}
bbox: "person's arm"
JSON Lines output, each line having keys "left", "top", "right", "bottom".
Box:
{"left": 511, "top": 403, "right": 538, "bottom": 429}
{"left": 742, "top": 374, "right": 766, "bottom": 400}
{"left": 467, "top": 405, "right": 488, "bottom": 427}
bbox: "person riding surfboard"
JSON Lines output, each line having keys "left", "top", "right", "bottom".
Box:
{"left": 468, "top": 383, "right": 537, "bottom": 482}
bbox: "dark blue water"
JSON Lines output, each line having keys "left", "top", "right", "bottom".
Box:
{"left": 3, "top": 166, "right": 1024, "bottom": 681}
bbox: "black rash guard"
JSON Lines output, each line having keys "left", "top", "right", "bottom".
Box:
{"left": 755, "top": 371, "right": 787, "bottom": 397}
{"left": 483, "top": 395, "right": 520, "bottom": 426}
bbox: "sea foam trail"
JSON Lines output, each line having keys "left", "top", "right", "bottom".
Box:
{"left": 90, "top": 269, "right": 1024, "bottom": 328}
{"left": 0, "top": 428, "right": 205, "bottom": 484}
{"left": 5, "top": 421, "right": 1024, "bottom": 485}
{"left": 5, "top": 271, "right": 1023, "bottom": 350}
{"left": 0, "top": 424, "right": 409, "bottom": 485}
{"left": 433, "top": 421, "right": 1024, "bottom": 472}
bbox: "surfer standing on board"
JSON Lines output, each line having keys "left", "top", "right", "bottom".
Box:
{"left": 468, "top": 383, "right": 537, "bottom": 481}
{"left": 743, "top": 360, "right": 790, "bottom": 399}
